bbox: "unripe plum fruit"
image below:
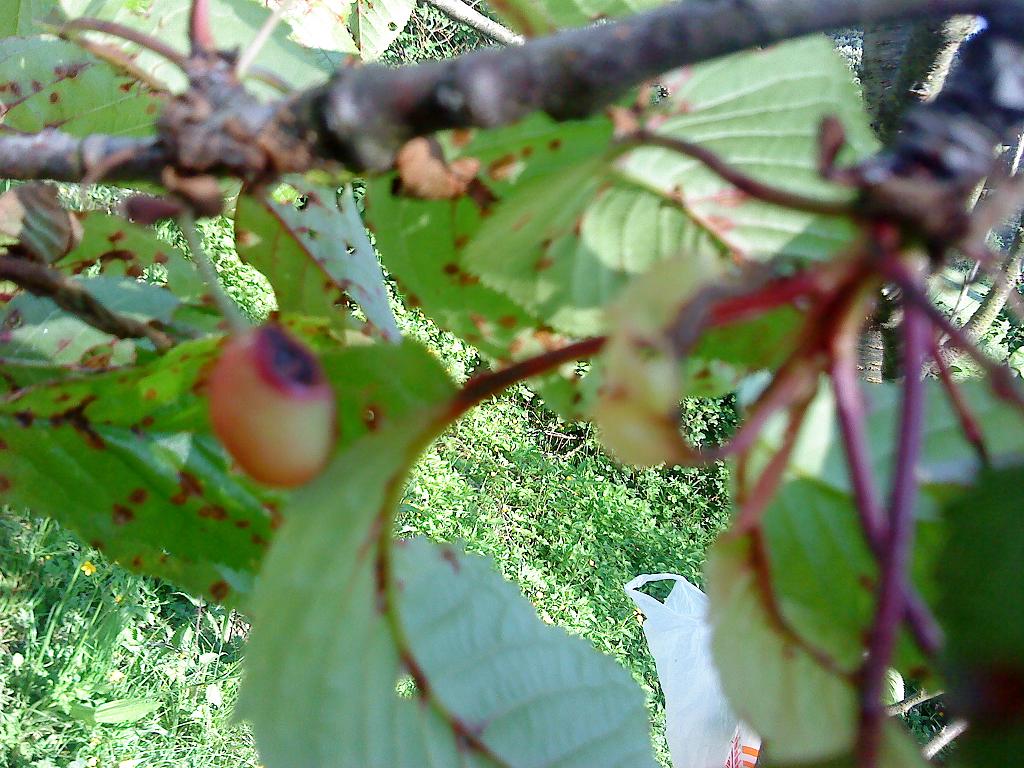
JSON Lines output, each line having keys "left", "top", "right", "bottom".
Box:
{"left": 208, "top": 324, "right": 336, "bottom": 487}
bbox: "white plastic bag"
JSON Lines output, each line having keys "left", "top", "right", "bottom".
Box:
{"left": 625, "top": 574, "right": 760, "bottom": 768}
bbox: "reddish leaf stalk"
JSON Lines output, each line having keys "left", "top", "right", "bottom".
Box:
{"left": 930, "top": 335, "right": 990, "bottom": 464}
{"left": 830, "top": 352, "right": 886, "bottom": 551}
{"left": 623, "top": 131, "right": 856, "bottom": 217}
{"left": 452, "top": 336, "right": 606, "bottom": 418}
{"left": 857, "top": 299, "right": 928, "bottom": 768}
{"left": 890, "top": 262, "right": 1024, "bottom": 411}
{"left": 61, "top": 17, "right": 190, "bottom": 71}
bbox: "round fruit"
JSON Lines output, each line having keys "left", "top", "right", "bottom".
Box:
{"left": 208, "top": 324, "right": 336, "bottom": 487}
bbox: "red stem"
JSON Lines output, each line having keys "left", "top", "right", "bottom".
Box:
{"left": 831, "top": 353, "right": 886, "bottom": 550}
{"left": 623, "top": 132, "right": 856, "bottom": 217}
{"left": 857, "top": 299, "right": 928, "bottom": 768}
{"left": 930, "top": 335, "right": 990, "bottom": 464}
{"left": 889, "top": 263, "right": 1024, "bottom": 411}
{"left": 190, "top": 0, "right": 217, "bottom": 55}
{"left": 452, "top": 337, "right": 605, "bottom": 417}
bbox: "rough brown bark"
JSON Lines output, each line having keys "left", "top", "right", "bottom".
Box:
{"left": 1, "top": 0, "right": 1021, "bottom": 183}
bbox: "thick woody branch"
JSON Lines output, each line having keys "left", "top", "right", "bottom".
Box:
{"left": 2, "top": 0, "right": 1022, "bottom": 182}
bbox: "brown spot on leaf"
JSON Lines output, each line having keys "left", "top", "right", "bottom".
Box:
{"left": 251, "top": 534, "right": 268, "bottom": 547}
{"left": 498, "top": 315, "right": 518, "bottom": 329}
{"left": 535, "top": 256, "right": 554, "bottom": 271}
{"left": 0, "top": 476, "right": 11, "bottom": 492}
{"left": 170, "top": 471, "right": 202, "bottom": 505}
{"left": 521, "top": 145, "right": 534, "bottom": 159}
{"left": 234, "top": 519, "right": 251, "bottom": 529}
{"left": 548, "top": 138, "right": 562, "bottom": 151}
{"left": 14, "top": 411, "right": 34, "bottom": 427}
{"left": 363, "top": 404, "right": 383, "bottom": 431}
{"left": 450, "top": 129, "right": 474, "bottom": 147}
{"left": 487, "top": 154, "right": 518, "bottom": 181}
{"left": 442, "top": 263, "right": 460, "bottom": 276}
{"left": 511, "top": 213, "right": 532, "bottom": 231}
{"left": 112, "top": 504, "right": 134, "bottom": 525}
{"left": 130, "top": 555, "right": 144, "bottom": 569}
{"left": 48, "top": 92, "right": 59, "bottom": 103}
{"left": 454, "top": 234, "right": 469, "bottom": 249}
{"left": 198, "top": 505, "right": 228, "bottom": 521}
{"left": 265, "top": 502, "right": 284, "bottom": 529}
{"left": 0, "top": 438, "right": 7, "bottom": 450}
{"left": 129, "top": 488, "right": 148, "bottom": 504}
{"left": 209, "top": 581, "right": 230, "bottom": 602}
{"left": 441, "top": 547, "right": 460, "bottom": 572}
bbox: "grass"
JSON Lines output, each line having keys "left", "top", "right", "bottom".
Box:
{"left": 0, "top": 512, "right": 257, "bottom": 768}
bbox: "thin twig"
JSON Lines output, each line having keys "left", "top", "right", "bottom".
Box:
{"left": 889, "top": 261, "right": 1024, "bottom": 411}
{"left": 453, "top": 336, "right": 605, "bottom": 416}
{"left": 424, "top": 0, "right": 524, "bottom": 46}
{"left": 621, "top": 132, "right": 857, "bottom": 217}
{"left": 178, "top": 214, "right": 248, "bottom": 334}
{"left": 923, "top": 719, "right": 968, "bottom": 759}
{"left": 0, "top": 254, "right": 173, "bottom": 351}
{"left": 61, "top": 18, "right": 190, "bottom": 71}
{"left": 930, "top": 335, "right": 990, "bottom": 463}
{"left": 857, "top": 297, "right": 928, "bottom": 768}
{"left": 831, "top": 351, "right": 887, "bottom": 550}
{"left": 66, "top": 36, "right": 171, "bottom": 92}
{"left": 236, "top": 1, "right": 294, "bottom": 79}
{"left": 886, "top": 688, "right": 942, "bottom": 716}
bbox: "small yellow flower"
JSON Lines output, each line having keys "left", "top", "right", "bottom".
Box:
{"left": 108, "top": 669, "right": 124, "bottom": 683}
{"left": 114, "top": 594, "right": 123, "bottom": 604}
{"left": 80, "top": 561, "right": 97, "bottom": 576}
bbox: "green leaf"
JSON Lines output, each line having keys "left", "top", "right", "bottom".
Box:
{"left": 490, "top": 0, "right": 671, "bottom": 36}
{"left": 939, "top": 466, "right": 1024, "bottom": 764}
{"left": 0, "top": 37, "right": 162, "bottom": 136}
{"left": 275, "top": 0, "right": 357, "bottom": 57}
{"left": 55, "top": 211, "right": 204, "bottom": 299}
{"left": 0, "top": 276, "right": 179, "bottom": 389}
{"left": 747, "top": 378, "right": 1024, "bottom": 513}
{"left": 617, "top": 36, "right": 876, "bottom": 260}
{"left": 707, "top": 532, "right": 857, "bottom": 762}
{"left": 396, "top": 539, "right": 657, "bottom": 767}
{"left": 350, "top": 0, "right": 415, "bottom": 60}
{"left": 756, "top": 478, "right": 938, "bottom": 676}
{"left": 57, "top": 0, "right": 334, "bottom": 94}
{"left": 462, "top": 38, "right": 874, "bottom": 336}
{"left": 0, "top": 334, "right": 451, "bottom": 605}
{"left": 93, "top": 698, "right": 161, "bottom": 724}
{"left": 759, "top": 723, "right": 928, "bottom": 768}
{"left": 366, "top": 114, "right": 614, "bottom": 415}
{"left": 0, "top": 0, "right": 61, "bottom": 36}
{"left": 235, "top": 184, "right": 399, "bottom": 340}
{"left": 243, "top": 361, "right": 655, "bottom": 767}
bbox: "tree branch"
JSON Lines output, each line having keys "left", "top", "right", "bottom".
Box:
{"left": 886, "top": 687, "right": 943, "bottom": 716}
{"left": 2, "top": 0, "right": 1021, "bottom": 183}
{"left": 424, "top": 0, "right": 523, "bottom": 46}
{"left": 0, "top": 254, "right": 173, "bottom": 351}
{"left": 923, "top": 719, "right": 968, "bottom": 759}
